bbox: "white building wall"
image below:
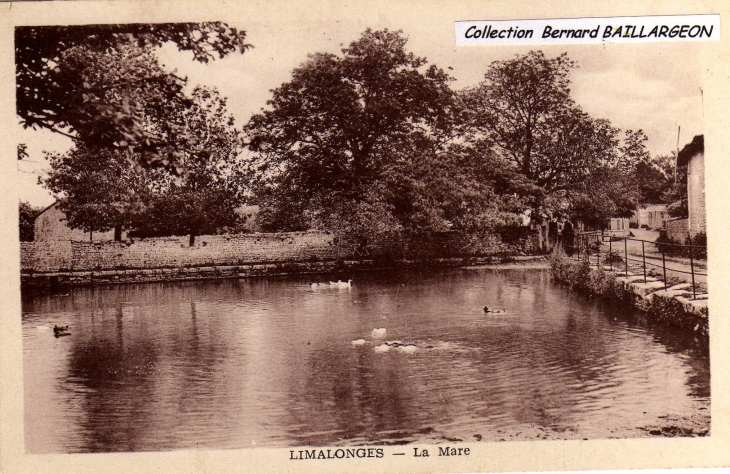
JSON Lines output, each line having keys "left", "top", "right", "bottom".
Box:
{"left": 687, "top": 152, "right": 706, "bottom": 237}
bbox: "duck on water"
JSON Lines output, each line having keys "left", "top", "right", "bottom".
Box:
{"left": 53, "top": 325, "right": 71, "bottom": 337}
{"left": 310, "top": 279, "right": 352, "bottom": 289}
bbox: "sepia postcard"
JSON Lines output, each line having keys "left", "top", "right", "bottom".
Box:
{"left": 1, "top": 0, "right": 729, "bottom": 473}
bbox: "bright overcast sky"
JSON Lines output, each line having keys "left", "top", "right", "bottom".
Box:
{"left": 16, "top": 15, "right": 703, "bottom": 207}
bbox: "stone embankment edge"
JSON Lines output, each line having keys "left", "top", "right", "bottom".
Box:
{"left": 550, "top": 255, "right": 708, "bottom": 340}
{"left": 21, "top": 255, "right": 549, "bottom": 288}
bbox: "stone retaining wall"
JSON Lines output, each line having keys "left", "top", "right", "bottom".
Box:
{"left": 21, "top": 229, "right": 527, "bottom": 287}
{"left": 21, "top": 231, "right": 341, "bottom": 273}
{"left": 666, "top": 218, "right": 690, "bottom": 243}
{"left": 20, "top": 255, "right": 539, "bottom": 288}
{"left": 550, "top": 254, "right": 708, "bottom": 340}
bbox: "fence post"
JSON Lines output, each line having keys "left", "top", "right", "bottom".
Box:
{"left": 596, "top": 236, "right": 600, "bottom": 267}
{"left": 624, "top": 238, "right": 628, "bottom": 275}
{"left": 642, "top": 240, "right": 647, "bottom": 283}
{"left": 662, "top": 251, "right": 667, "bottom": 290}
{"left": 690, "top": 244, "right": 696, "bottom": 300}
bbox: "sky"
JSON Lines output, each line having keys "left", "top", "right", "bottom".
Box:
{"left": 15, "top": 17, "right": 704, "bottom": 207}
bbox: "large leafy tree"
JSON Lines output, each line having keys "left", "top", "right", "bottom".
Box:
{"left": 460, "top": 51, "right": 645, "bottom": 195}
{"left": 16, "top": 23, "right": 250, "bottom": 171}
{"left": 566, "top": 166, "right": 640, "bottom": 229}
{"left": 44, "top": 144, "right": 156, "bottom": 240}
{"left": 460, "top": 51, "right": 576, "bottom": 188}
{"left": 635, "top": 154, "right": 674, "bottom": 205}
{"left": 246, "top": 29, "right": 455, "bottom": 234}
{"left": 461, "top": 51, "right": 652, "bottom": 230}
{"left": 131, "top": 87, "right": 246, "bottom": 244}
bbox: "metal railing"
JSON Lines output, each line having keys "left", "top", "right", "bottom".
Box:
{"left": 565, "top": 231, "right": 707, "bottom": 300}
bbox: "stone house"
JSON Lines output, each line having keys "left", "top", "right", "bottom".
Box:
{"left": 608, "top": 217, "right": 630, "bottom": 236}
{"left": 677, "top": 135, "right": 706, "bottom": 237}
{"left": 630, "top": 204, "right": 669, "bottom": 230}
{"left": 34, "top": 202, "right": 123, "bottom": 241}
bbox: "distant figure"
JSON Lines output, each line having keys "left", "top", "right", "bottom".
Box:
{"left": 563, "top": 220, "right": 575, "bottom": 255}
{"left": 519, "top": 209, "right": 532, "bottom": 227}
{"left": 548, "top": 217, "right": 559, "bottom": 252}
{"left": 535, "top": 208, "right": 550, "bottom": 253}
{"left": 556, "top": 217, "right": 565, "bottom": 245}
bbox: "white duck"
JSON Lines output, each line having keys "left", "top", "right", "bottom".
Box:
{"left": 330, "top": 279, "right": 352, "bottom": 288}
{"left": 398, "top": 345, "right": 418, "bottom": 354}
{"left": 371, "top": 328, "right": 387, "bottom": 339}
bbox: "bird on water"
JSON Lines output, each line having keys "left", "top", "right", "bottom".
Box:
{"left": 53, "top": 325, "right": 71, "bottom": 337}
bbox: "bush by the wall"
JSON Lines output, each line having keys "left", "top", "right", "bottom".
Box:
{"left": 656, "top": 231, "right": 707, "bottom": 260}
{"left": 550, "top": 248, "right": 624, "bottom": 301}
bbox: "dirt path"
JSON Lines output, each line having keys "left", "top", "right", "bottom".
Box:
{"left": 598, "top": 229, "right": 707, "bottom": 291}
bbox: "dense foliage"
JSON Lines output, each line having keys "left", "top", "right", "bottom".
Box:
{"left": 32, "top": 25, "right": 672, "bottom": 254}
{"left": 16, "top": 23, "right": 250, "bottom": 172}
{"left": 19, "top": 201, "right": 43, "bottom": 242}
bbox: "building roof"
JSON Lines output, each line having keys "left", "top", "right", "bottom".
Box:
{"left": 35, "top": 200, "right": 59, "bottom": 218}
{"left": 677, "top": 135, "right": 704, "bottom": 167}
{"left": 641, "top": 204, "right": 668, "bottom": 212}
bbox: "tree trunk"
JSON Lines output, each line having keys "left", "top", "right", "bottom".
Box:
{"left": 523, "top": 132, "right": 533, "bottom": 176}
{"left": 114, "top": 225, "right": 122, "bottom": 242}
{"left": 189, "top": 234, "right": 196, "bottom": 247}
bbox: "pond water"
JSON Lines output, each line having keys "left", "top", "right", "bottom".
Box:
{"left": 22, "top": 268, "right": 710, "bottom": 453}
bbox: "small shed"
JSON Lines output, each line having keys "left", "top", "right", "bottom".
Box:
{"left": 34, "top": 202, "right": 121, "bottom": 242}
{"left": 607, "top": 217, "right": 630, "bottom": 237}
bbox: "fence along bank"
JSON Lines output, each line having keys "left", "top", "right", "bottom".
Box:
{"left": 551, "top": 232, "right": 708, "bottom": 341}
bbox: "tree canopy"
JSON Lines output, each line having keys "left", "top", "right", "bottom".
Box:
{"left": 459, "top": 50, "right": 652, "bottom": 228}
{"left": 19, "top": 201, "right": 43, "bottom": 242}
{"left": 246, "top": 29, "right": 457, "bottom": 238}
{"left": 244, "top": 38, "right": 656, "bottom": 243}
{"left": 33, "top": 24, "right": 663, "bottom": 250}
{"left": 460, "top": 51, "right": 578, "bottom": 189}
{"left": 16, "top": 23, "right": 250, "bottom": 172}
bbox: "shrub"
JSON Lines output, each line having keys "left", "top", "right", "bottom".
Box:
{"left": 689, "top": 232, "right": 707, "bottom": 259}
{"left": 656, "top": 230, "right": 706, "bottom": 260}
{"left": 604, "top": 251, "right": 623, "bottom": 265}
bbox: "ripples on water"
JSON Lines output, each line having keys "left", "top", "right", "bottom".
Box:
{"left": 21, "top": 268, "right": 709, "bottom": 453}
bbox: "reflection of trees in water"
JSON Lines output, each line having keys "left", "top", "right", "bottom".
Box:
{"left": 23, "top": 279, "right": 261, "bottom": 316}
{"left": 62, "top": 299, "right": 231, "bottom": 452}
{"left": 64, "top": 302, "right": 158, "bottom": 452}
{"left": 597, "top": 299, "right": 710, "bottom": 399}
{"left": 284, "top": 345, "right": 417, "bottom": 445}
{"left": 26, "top": 267, "right": 710, "bottom": 450}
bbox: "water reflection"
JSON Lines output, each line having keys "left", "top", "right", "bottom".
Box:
{"left": 22, "top": 268, "right": 709, "bottom": 452}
